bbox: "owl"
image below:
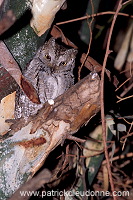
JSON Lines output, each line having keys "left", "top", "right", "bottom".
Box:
{"left": 15, "top": 37, "right": 77, "bottom": 119}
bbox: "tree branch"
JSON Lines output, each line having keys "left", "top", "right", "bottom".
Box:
{"left": 100, "top": 1, "right": 123, "bottom": 199}
{"left": 0, "top": 72, "right": 100, "bottom": 199}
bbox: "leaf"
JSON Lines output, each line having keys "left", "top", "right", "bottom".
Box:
{"left": 114, "top": 23, "right": 133, "bottom": 71}
{"left": 51, "top": 25, "right": 78, "bottom": 49}
{"left": 30, "top": 0, "right": 66, "bottom": 36}
{"left": 0, "top": 41, "right": 23, "bottom": 87}
{"left": 103, "top": 165, "right": 109, "bottom": 191}
{"left": 127, "top": 25, "right": 133, "bottom": 62}
{"left": 2, "top": 1, "right": 47, "bottom": 70}
{"left": 0, "top": 41, "right": 40, "bottom": 104}
{"left": 117, "top": 123, "right": 126, "bottom": 132}
{"left": 79, "top": 0, "right": 101, "bottom": 44}
{"left": 0, "top": 92, "right": 15, "bottom": 135}
{"left": 81, "top": 116, "right": 114, "bottom": 187}
{"left": 0, "top": 10, "right": 16, "bottom": 35}
{"left": 80, "top": 53, "right": 102, "bottom": 72}
{"left": 83, "top": 125, "right": 104, "bottom": 186}
{"left": 0, "top": 66, "right": 17, "bottom": 101}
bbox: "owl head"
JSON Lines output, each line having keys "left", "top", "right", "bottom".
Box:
{"left": 38, "top": 37, "right": 78, "bottom": 73}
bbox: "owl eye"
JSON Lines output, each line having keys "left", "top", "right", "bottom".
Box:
{"left": 60, "top": 61, "right": 67, "bottom": 66}
{"left": 44, "top": 54, "right": 51, "bottom": 60}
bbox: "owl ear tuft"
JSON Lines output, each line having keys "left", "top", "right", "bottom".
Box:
{"left": 67, "top": 48, "right": 78, "bottom": 57}
{"left": 47, "top": 37, "right": 56, "bottom": 46}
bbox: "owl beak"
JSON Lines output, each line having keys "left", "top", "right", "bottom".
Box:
{"left": 50, "top": 67, "right": 54, "bottom": 73}
{"left": 48, "top": 63, "right": 55, "bottom": 72}
{"left": 50, "top": 65, "right": 59, "bottom": 73}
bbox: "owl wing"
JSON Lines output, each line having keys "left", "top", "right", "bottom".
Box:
{"left": 38, "top": 72, "right": 58, "bottom": 103}
{"left": 15, "top": 89, "right": 42, "bottom": 118}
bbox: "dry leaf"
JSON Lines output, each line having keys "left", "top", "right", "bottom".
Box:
{"left": 127, "top": 25, "right": 133, "bottom": 63}
{"left": 80, "top": 53, "right": 102, "bottom": 72}
{"left": 51, "top": 25, "right": 78, "bottom": 49}
{"left": 0, "top": 41, "right": 22, "bottom": 86}
{"left": 0, "top": 92, "right": 15, "bottom": 135}
{"left": 0, "top": 66, "right": 17, "bottom": 101}
{"left": 30, "top": 0, "right": 66, "bottom": 36}
{"left": 0, "top": 10, "right": 16, "bottom": 35}
{"left": 0, "top": 41, "right": 40, "bottom": 104}
{"left": 83, "top": 125, "right": 103, "bottom": 167}
{"left": 103, "top": 165, "right": 109, "bottom": 191}
{"left": 114, "top": 23, "right": 133, "bottom": 71}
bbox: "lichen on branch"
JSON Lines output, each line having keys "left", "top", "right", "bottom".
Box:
{"left": 0, "top": 72, "right": 100, "bottom": 199}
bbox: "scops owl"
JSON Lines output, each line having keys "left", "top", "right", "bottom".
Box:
{"left": 15, "top": 37, "right": 78, "bottom": 119}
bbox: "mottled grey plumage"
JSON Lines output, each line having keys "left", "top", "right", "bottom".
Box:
{"left": 15, "top": 37, "right": 77, "bottom": 118}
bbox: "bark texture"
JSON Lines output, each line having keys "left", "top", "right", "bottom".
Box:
{"left": 0, "top": 72, "right": 100, "bottom": 199}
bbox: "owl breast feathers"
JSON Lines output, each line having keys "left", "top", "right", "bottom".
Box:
{"left": 15, "top": 37, "right": 78, "bottom": 119}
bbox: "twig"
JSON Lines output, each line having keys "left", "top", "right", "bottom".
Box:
{"left": 100, "top": 1, "right": 123, "bottom": 199}
{"left": 122, "top": 117, "right": 133, "bottom": 125}
{"left": 115, "top": 77, "right": 131, "bottom": 91}
{"left": 121, "top": 132, "right": 133, "bottom": 140}
{"left": 56, "top": 11, "right": 133, "bottom": 26}
{"left": 116, "top": 94, "right": 133, "bottom": 103}
{"left": 122, "top": 0, "right": 132, "bottom": 6}
{"left": 120, "top": 66, "right": 133, "bottom": 74}
{"left": 102, "top": 152, "right": 133, "bottom": 165}
{"left": 111, "top": 180, "right": 132, "bottom": 189}
{"left": 78, "top": 0, "right": 94, "bottom": 80}
{"left": 122, "top": 121, "right": 133, "bottom": 151}
{"left": 120, "top": 82, "right": 133, "bottom": 97}
{"left": 67, "top": 135, "right": 86, "bottom": 143}
{"left": 118, "top": 160, "right": 130, "bottom": 168}
{"left": 80, "top": 53, "right": 103, "bottom": 72}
